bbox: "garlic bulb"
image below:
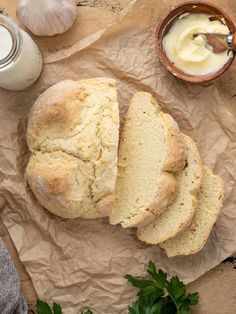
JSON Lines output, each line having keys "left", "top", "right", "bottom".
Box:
{"left": 17, "top": 0, "right": 77, "bottom": 36}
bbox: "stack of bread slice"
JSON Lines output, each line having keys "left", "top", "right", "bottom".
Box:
{"left": 110, "top": 91, "right": 224, "bottom": 257}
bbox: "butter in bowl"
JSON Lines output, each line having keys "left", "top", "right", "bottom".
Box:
{"left": 156, "top": 1, "right": 236, "bottom": 83}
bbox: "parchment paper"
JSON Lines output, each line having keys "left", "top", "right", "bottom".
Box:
{"left": 1, "top": 0, "right": 236, "bottom": 313}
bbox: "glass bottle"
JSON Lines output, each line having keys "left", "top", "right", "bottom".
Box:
{"left": 0, "top": 14, "right": 43, "bottom": 91}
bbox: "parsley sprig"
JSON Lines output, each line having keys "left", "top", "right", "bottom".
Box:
{"left": 36, "top": 300, "right": 93, "bottom": 314}
{"left": 36, "top": 261, "right": 199, "bottom": 314}
{"left": 36, "top": 301, "right": 62, "bottom": 314}
{"left": 125, "top": 261, "right": 199, "bottom": 314}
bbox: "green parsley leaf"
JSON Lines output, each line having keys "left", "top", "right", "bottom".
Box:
{"left": 128, "top": 301, "right": 142, "bottom": 314}
{"left": 186, "top": 293, "right": 199, "bottom": 305}
{"left": 139, "top": 292, "right": 163, "bottom": 309}
{"left": 138, "top": 286, "right": 163, "bottom": 298}
{"left": 125, "top": 271, "right": 165, "bottom": 305}
{"left": 148, "top": 299, "right": 165, "bottom": 314}
{"left": 177, "top": 302, "right": 191, "bottom": 314}
{"left": 163, "top": 299, "right": 177, "bottom": 314}
{"left": 166, "top": 276, "right": 199, "bottom": 313}
{"left": 36, "top": 300, "right": 53, "bottom": 314}
{"left": 52, "top": 303, "right": 62, "bottom": 314}
{"left": 147, "top": 261, "right": 167, "bottom": 290}
{"left": 129, "top": 298, "right": 165, "bottom": 314}
{"left": 125, "top": 274, "right": 155, "bottom": 288}
{"left": 166, "top": 276, "right": 186, "bottom": 302}
{"left": 36, "top": 300, "right": 63, "bottom": 314}
{"left": 81, "top": 311, "right": 93, "bottom": 314}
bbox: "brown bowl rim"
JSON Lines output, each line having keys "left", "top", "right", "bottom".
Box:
{"left": 156, "top": 1, "right": 236, "bottom": 83}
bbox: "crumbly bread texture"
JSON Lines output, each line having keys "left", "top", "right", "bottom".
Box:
{"left": 137, "top": 134, "right": 203, "bottom": 243}
{"left": 109, "top": 92, "right": 186, "bottom": 228}
{"left": 26, "top": 78, "right": 119, "bottom": 218}
{"left": 160, "top": 166, "right": 224, "bottom": 256}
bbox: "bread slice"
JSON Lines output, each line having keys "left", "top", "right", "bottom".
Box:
{"left": 109, "top": 92, "right": 186, "bottom": 228}
{"left": 137, "top": 134, "right": 203, "bottom": 243}
{"left": 160, "top": 166, "right": 224, "bottom": 256}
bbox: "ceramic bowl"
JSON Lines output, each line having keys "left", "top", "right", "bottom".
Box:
{"left": 156, "top": 1, "right": 236, "bottom": 83}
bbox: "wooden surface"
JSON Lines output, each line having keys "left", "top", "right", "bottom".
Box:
{"left": 0, "top": 0, "right": 236, "bottom": 313}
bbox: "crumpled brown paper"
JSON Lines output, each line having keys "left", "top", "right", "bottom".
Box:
{"left": 1, "top": 0, "right": 236, "bottom": 313}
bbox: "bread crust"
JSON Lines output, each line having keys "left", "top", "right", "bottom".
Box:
{"left": 160, "top": 113, "right": 186, "bottom": 172}
{"left": 128, "top": 174, "right": 178, "bottom": 228}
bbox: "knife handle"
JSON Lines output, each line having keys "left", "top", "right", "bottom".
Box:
{"left": 228, "top": 33, "right": 236, "bottom": 51}
{"left": 232, "top": 33, "right": 236, "bottom": 51}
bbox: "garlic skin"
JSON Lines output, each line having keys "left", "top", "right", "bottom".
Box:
{"left": 17, "top": 0, "right": 77, "bottom": 36}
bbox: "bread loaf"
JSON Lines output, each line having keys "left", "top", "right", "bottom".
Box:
{"left": 137, "top": 134, "right": 203, "bottom": 243}
{"left": 160, "top": 166, "right": 224, "bottom": 256}
{"left": 26, "top": 78, "right": 119, "bottom": 218}
{"left": 109, "top": 92, "right": 186, "bottom": 228}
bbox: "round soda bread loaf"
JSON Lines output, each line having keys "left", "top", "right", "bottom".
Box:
{"left": 26, "top": 78, "right": 119, "bottom": 218}
{"left": 137, "top": 134, "right": 203, "bottom": 243}
{"left": 109, "top": 92, "right": 186, "bottom": 228}
{"left": 160, "top": 166, "right": 224, "bottom": 256}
